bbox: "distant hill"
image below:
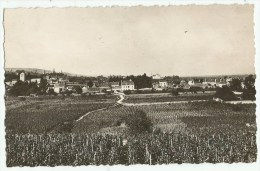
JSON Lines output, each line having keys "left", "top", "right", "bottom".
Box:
{"left": 4, "top": 68, "right": 89, "bottom": 77}
{"left": 5, "top": 68, "right": 52, "bottom": 74}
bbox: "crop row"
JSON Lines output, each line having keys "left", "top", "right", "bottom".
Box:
{"left": 6, "top": 131, "right": 256, "bottom": 166}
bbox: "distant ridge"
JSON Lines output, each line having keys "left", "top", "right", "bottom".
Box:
{"left": 4, "top": 67, "right": 90, "bottom": 77}
{"left": 5, "top": 68, "right": 52, "bottom": 74}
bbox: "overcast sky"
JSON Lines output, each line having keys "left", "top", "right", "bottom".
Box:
{"left": 4, "top": 5, "right": 255, "bottom": 76}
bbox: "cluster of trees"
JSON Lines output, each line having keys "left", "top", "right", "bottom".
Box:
{"left": 242, "top": 75, "right": 256, "bottom": 100}
{"left": 4, "top": 72, "right": 18, "bottom": 82}
{"left": 215, "top": 75, "right": 255, "bottom": 101}
{"left": 125, "top": 74, "right": 152, "bottom": 89}
{"left": 214, "top": 86, "right": 238, "bottom": 101}
{"left": 163, "top": 75, "right": 181, "bottom": 85}
{"left": 8, "top": 79, "right": 48, "bottom": 96}
{"left": 68, "top": 76, "right": 97, "bottom": 85}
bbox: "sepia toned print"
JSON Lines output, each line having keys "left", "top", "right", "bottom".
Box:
{"left": 4, "top": 5, "right": 256, "bottom": 166}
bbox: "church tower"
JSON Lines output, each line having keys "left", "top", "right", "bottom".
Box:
{"left": 20, "top": 72, "right": 26, "bottom": 82}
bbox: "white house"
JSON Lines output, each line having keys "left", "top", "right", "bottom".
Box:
{"left": 121, "top": 80, "right": 135, "bottom": 91}
{"left": 152, "top": 74, "right": 161, "bottom": 80}
{"left": 31, "top": 78, "right": 41, "bottom": 84}
{"left": 54, "top": 82, "right": 66, "bottom": 93}
{"left": 188, "top": 80, "right": 195, "bottom": 85}
{"left": 217, "top": 83, "right": 226, "bottom": 88}
{"left": 159, "top": 81, "right": 168, "bottom": 88}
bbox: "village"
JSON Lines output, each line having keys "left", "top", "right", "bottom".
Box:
{"left": 4, "top": 68, "right": 253, "bottom": 98}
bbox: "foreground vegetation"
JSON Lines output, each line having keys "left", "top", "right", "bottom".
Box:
{"left": 6, "top": 130, "right": 256, "bottom": 166}
{"left": 5, "top": 96, "right": 257, "bottom": 166}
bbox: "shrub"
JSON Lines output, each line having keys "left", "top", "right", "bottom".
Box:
{"left": 123, "top": 90, "right": 132, "bottom": 95}
{"left": 121, "top": 109, "right": 152, "bottom": 135}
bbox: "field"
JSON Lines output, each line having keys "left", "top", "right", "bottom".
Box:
{"left": 73, "top": 101, "right": 256, "bottom": 134}
{"left": 124, "top": 93, "right": 214, "bottom": 103}
{"left": 5, "top": 94, "right": 257, "bottom": 166}
{"left": 5, "top": 95, "right": 117, "bottom": 134}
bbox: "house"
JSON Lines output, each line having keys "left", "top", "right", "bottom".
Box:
{"left": 66, "top": 85, "right": 74, "bottom": 91}
{"left": 48, "top": 78, "right": 57, "bottom": 84}
{"left": 5, "top": 79, "right": 18, "bottom": 87}
{"left": 54, "top": 82, "right": 66, "bottom": 93}
{"left": 121, "top": 80, "right": 135, "bottom": 91}
{"left": 183, "top": 84, "right": 191, "bottom": 90}
{"left": 217, "top": 83, "right": 226, "bottom": 88}
{"left": 85, "top": 87, "right": 101, "bottom": 94}
{"left": 11, "top": 79, "right": 17, "bottom": 86}
{"left": 216, "top": 78, "right": 227, "bottom": 88}
{"left": 99, "top": 82, "right": 111, "bottom": 92}
{"left": 202, "top": 78, "right": 221, "bottom": 87}
{"left": 188, "top": 80, "right": 195, "bottom": 85}
{"left": 159, "top": 81, "right": 168, "bottom": 88}
{"left": 31, "top": 78, "right": 41, "bottom": 84}
{"left": 110, "top": 82, "right": 120, "bottom": 88}
{"left": 152, "top": 74, "right": 161, "bottom": 80}
{"left": 5, "top": 81, "right": 12, "bottom": 87}
{"left": 112, "top": 85, "right": 122, "bottom": 91}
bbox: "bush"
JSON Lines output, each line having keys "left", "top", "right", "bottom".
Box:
{"left": 214, "top": 86, "right": 238, "bottom": 101}
{"left": 123, "top": 90, "right": 132, "bottom": 95}
{"left": 121, "top": 109, "right": 152, "bottom": 135}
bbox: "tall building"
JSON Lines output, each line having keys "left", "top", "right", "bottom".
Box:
{"left": 20, "top": 72, "right": 26, "bottom": 82}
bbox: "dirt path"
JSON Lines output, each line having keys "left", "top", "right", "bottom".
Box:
{"left": 48, "top": 94, "right": 123, "bottom": 133}
{"left": 114, "top": 92, "right": 255, "bottom": 106}
{"left": 122, "top": 99, "right": 210, "bottom": 106}
{"left": 75, "top": 92, "right": 125, "bottom": 123}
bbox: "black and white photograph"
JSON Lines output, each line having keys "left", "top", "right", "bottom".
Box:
{"left": 0, "top": 1, "right": 259, "bottom": 169}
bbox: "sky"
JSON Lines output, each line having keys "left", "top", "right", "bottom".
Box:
{"left": 4, "top": 5, "right": 255, "bottom": 76}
